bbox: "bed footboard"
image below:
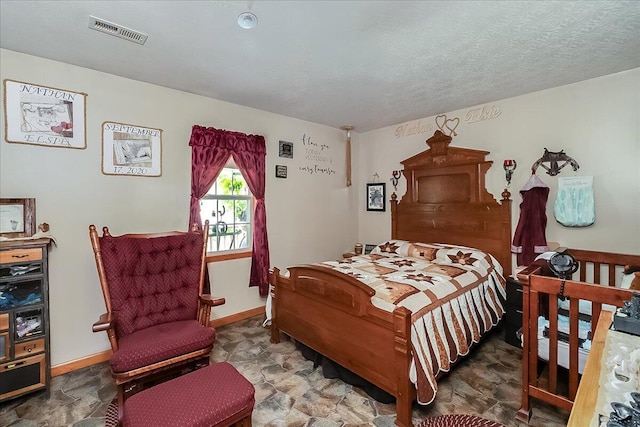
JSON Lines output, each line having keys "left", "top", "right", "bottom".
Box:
{"left": 269, "top": 265, "right": 416, "bottom": 427}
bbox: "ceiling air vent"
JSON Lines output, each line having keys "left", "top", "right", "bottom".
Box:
{"left": 88, "top": 16, "right": 148, "bottom": 45}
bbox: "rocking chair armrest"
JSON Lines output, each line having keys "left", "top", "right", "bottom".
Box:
{"left": 92, "top": 312, "right": 114, "bottom": 333}
{"left": 199, "top": 294, "right": 226, "bottom": 307}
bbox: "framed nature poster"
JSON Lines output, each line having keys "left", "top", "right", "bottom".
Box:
{"left": 3, "top": 79, "right": 87, "bottom": 149}
{"left": 102, "top": 121, "right": 162, "bottom": 176}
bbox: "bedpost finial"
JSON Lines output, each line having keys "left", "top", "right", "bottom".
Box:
{"left": 501, "top": 188, "right": 511, "bottom": 201}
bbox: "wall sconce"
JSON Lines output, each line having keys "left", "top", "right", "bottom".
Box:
{"left": 503, "top": 159, "right": 517, "bottom": 186}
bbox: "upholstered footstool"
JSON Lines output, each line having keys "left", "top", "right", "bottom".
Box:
{"left": 122, "top": 362, "right": 255, "bottom": 427}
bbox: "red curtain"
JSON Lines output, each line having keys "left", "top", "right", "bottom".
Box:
{"left": 189, "top": 125, "right": 270, "bottom": 297}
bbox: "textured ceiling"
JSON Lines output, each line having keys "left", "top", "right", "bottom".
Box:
{"left": 1, "top": 1, "right": 639, "bottom": 133}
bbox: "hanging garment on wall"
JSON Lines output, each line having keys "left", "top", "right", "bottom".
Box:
{"left": 554, "top": 176, "right": 595, "bottom": 227}
{"left": 512, "top": 174, "right": 550, "bottom": 266}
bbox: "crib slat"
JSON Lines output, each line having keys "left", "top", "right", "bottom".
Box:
{"left": 568, "top": 298, "right": 579, "bottom": 400}
{"left": 593, "top": 264, "right": 601, "bottom": 285}
{"left": 608, "top": 264, "right": 616, "bottom": 287}
{"left": 530, "top": 290, "right": 540, "bottom": 388}
{"left": 548, "top": 296, "right": 559, "bottom": 394}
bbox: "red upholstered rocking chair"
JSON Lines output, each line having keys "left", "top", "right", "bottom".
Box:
{"left": 89, "top": 221, "right": 225, "bottom": 421}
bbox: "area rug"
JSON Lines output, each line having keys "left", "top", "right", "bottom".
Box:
{"left": 417, "top": 414, "right": 506, "bottom": 427}
{"left": 105, "top": 400, "right": 118, "bottom": 427}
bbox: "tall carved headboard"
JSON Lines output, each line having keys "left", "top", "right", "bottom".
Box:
{"left": 391, "top": 130, "right": 512, "bottom": 275}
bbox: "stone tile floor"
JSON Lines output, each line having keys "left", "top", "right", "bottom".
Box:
{"left": 0, "top": 316, "right": 569, "bottom": 426}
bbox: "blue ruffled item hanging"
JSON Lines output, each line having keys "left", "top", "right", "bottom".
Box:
{"left": 554, "top": 176, "right": 595, "bottom": 227}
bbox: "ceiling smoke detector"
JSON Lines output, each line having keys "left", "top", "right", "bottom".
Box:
{"left": 237, "top": 12, "right": 257, "bottom": 30}
{"left": 88, "top": 16, "right": 148, "bottom": 45}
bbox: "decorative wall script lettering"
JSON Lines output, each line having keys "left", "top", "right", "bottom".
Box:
{"left": 298, "top": 165, "right": 336, "bottom": 176}
{"left": 300, "top": 133, "right": 336, "bottom": 176}
{"left": 464, "top": 105, "right": 502, "bottom": 124}
{"left": 395, "top": 120, "right": 434, "bottom": 139}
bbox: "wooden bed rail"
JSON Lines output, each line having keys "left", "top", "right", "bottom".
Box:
{"left": 570, "top": 249, "right": 639, "bottom": 286}
{"left": 517, "top": 249, "right": 640, "bottom": 424}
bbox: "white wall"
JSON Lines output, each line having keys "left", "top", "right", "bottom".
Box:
{"left": 0, "top": 49, "right": 358, "bottom": 367}
{"left": 356, "top": 68, "right": 640, "bottom": 269}
{"left": 3, "top": 48, "right": 637, "bottom": 368}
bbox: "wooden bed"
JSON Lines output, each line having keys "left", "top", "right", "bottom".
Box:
{"left": 269, "top": 130, "right": 512, "bottom": 427}
{"left": 517, "top": 249, "right": 640, "bottom": 424}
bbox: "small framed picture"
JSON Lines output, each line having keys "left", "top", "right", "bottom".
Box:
{"left": 366, "top": 183, "right": 386, "bottom": 212}
{"left": 364, "top": 244, "right": 377, "bottom": 254}
{"left": 0, "top": 198, "right": 36, "bottom": 238}
{"left": 275, "top": 165, "right": 287, "bottom": 178}
{"left": 102, "top": 121, "right": 162, "bottom": 177}
{"left": 3, "top": 79, "right": 87, "bottom": 149}
{"left": 279, "top": 140, "right": 293, "bottom": 158}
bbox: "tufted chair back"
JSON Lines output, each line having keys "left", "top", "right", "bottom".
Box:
{"left": 98, "top": 231, "right": 204, "bottom": 338}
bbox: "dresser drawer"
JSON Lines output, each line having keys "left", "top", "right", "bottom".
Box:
{"left": 14, "top": 338, "right": 45, "bottom": 358}
{"left": 505, "top": 304, "right": 524, "bottom": 327}
{"left": 506, "top": 278, "right": 524, "bottom": 308}
{"left": 0, "top": 313, "right": 8, "bottom": 331}
{"left": 0, "top": 248, "right": 42, "bottom": 264}
{"left": 0, "top": 352, "right": 46, "bottom": 401}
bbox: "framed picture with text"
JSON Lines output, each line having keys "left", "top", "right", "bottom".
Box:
{"left": 366, "top": 183, "right": 386, "bottom": 212}
{"left": 275, "top": 165, "right": 287, "bottom": 178}
{"left": 3, "top": 79, "right": 87, "bottom": 149}
{"left": 102, "top": 121, "right": 162, "bottom": 177}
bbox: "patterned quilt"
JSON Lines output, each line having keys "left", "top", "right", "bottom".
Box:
{"left": 321, "top": 240, "right": 506, "bottom": 404}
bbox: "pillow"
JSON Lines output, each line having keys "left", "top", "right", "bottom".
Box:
{"left": 369, "top": 240, "right": 409, "bottom": 256}
{"left": 369, "top": 240, "right": 441, "bottom": 261}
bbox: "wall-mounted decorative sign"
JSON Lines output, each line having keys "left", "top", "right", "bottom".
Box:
{"left": 435, "top": 114, "right": 459, "bottom": 137}
{"left": 102, "top": 121, "right": 162, "bottom": 177}
{"left": 3, "top": 79, "right": 87, "bottom": 149}
{"left": 275, "top": 165, "right": 287, "bottom": 178}
{"left": 366, "top": 183, "right": 386, "bottom": 212}
{"left": 299, "top": 133, "right": 336, "bottom": 177}
{"left": 0, "top": 198, "right": 36, "bottom": 238}
{"left": 279, "top": 140, "right": 293, "bottom": 158}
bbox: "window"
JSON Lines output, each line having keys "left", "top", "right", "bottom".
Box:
{"left": 200, "top": 163, "right": 253, "bottom": 253}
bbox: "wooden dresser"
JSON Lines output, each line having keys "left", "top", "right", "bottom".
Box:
{"left": 0, "top": 238, "right": 51, "bottom": 402}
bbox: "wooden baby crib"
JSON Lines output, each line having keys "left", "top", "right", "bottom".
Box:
{"left": 516, "top": 249, "right": 640, "bottom": 424}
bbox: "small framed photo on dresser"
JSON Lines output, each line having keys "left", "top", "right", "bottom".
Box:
{"left": 0, "top": 198, "right": 36, "bottom": 238}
